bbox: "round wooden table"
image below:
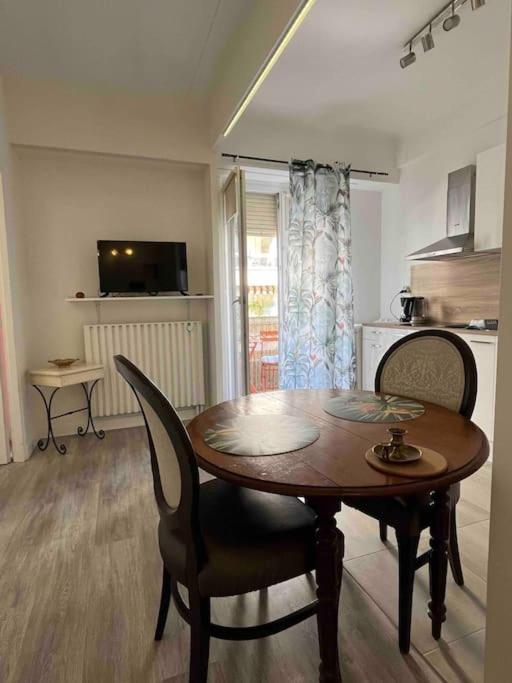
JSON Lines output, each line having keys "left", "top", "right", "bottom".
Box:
{"left": 188, "top": 389, "right": 489, "bottom": 682}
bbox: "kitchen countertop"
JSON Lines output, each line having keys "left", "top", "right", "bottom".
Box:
{"left": 364, "top": 321, "right": 498, "bottom": 337}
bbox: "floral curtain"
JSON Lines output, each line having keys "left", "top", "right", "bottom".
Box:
{"left": 279, "top": 159, "right": 356, "bottom": 390}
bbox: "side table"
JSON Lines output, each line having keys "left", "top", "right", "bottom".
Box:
{"left": 29, "top": 363, "right": 105, "bottom": 455}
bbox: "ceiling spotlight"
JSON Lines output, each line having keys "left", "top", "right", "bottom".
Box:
{"left": 400, "top": 43, "right": 416, "bottom": 69}
{"left": 421, "top": 27, "right": 435, "bottom": 52}
{"left": 471, "top": 0, "right": 485, "bottom": 8}
{"left": 443, "top": 3, "right": 461, "bottom": 31}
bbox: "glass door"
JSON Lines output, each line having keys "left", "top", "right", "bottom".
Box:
{"left": 223, "top": 169, "right": 249, "bottom": 397}
{"left": 246, "top": 192, "right": 280, "bottom": 393}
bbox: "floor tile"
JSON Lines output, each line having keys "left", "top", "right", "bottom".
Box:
{"left": 346, "top": 546, "right": 487, "bottom": 654}
{"left": 457, "top": 521, "right": 489, "bottom": 582}
{"left": 337, "top": 505, "right": 388, "bottom": 561}
{"left": 461, "top": 466, "right": 492, "bottom": 515}
{"left": 425, "top": 629, "right": 485, "bottom": 683}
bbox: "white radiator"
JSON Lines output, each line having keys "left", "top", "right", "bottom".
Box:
{"left": 84, "top": 322, "right": 206, "bottom": 417}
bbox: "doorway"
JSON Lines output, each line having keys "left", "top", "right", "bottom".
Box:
{"left": 220, "top": 166, "right": 289, "bottom": 398}
{"left": 246, "top": 192, "right": 279, "bottom": 393}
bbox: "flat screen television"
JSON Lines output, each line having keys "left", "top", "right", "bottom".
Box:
{"left": 97, "top": 240, "right": 188, "bottom": 294}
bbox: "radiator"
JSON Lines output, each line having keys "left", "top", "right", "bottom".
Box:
{"left": 84, "top": 322, "right": 206, "bottom": 417}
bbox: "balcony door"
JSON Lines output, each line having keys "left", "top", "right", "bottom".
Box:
{"left": 246, "top": 192, "right": 280, "bottom": 393}
{"left": 222, "top": 169, "right": 249, "bottom": 397}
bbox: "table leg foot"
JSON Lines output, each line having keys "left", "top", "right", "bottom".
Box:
{"left": 308, "top": 497, "right": 343, "bottom": 683}
{"left": 428, "top": 488, "right": 450, "bottom": 640}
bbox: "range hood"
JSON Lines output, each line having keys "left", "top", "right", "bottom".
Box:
{"left": 407, "top": 165, "right": 476, "bottom": 261}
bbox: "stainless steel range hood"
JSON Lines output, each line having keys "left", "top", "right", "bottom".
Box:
{"left": 407, "top": 165, "right": 476, "bottom": 261}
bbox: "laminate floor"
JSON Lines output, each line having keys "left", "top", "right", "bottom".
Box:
{"left": 0, "top": 428, "right": 491, "bottom": 682}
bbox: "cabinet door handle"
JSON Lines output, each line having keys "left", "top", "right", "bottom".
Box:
{"left": 469, "top": 339, "right": 494, "bottom": 345}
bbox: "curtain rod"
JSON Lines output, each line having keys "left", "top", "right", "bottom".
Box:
{"left": 221, "top": 153, "right": 389, "bottom": 177}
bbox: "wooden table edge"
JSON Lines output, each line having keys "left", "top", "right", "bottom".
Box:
{"left": 193, "top": 434, "right": 489, "bottom": 498}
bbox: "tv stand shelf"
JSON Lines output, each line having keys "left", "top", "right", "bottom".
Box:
{"left": 65, "top": 295, "right": 214, "bottom": 302}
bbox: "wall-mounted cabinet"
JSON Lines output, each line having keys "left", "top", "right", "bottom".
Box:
{"left": 474, "top": 143, "right": 506, "bottom": 252}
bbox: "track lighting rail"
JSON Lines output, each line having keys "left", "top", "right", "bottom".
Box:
{"left": 404, "top": 0, "right": 468, "bottom": 49}
{"left": 401, "top": 0, "right": 485, "bottom": 68}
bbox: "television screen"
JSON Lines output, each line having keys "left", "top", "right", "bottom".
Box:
{"left": 97, "top": 240, "right": 188, "bottom": 294}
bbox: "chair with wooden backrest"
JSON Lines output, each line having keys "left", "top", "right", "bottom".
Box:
{"left": 114, "top": 355, "right": 335, "bottom": 683}
{"left": 343, "top": 329, "right": 477, "bottom": 653}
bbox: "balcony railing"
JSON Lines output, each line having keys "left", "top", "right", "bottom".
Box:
{"left": 248, "top": 316, "right": 279, "bottom": 393}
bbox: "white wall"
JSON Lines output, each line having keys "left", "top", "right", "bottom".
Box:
{"left": 4, "top": 76, "right": 212, "bottom": 165}
{"left": 351, "top": 189, "right": 382, "bottom": 324}
{"left": 15, "top": 147, "right": 212, "bottom": 442}
{"left": 220, "top": 111, "right": 399, "bottom": 181}
{"left": 380, "top": 115, "right": 508, "bottom": 318}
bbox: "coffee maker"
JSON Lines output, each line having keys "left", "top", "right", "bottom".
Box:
{"left": 400, "top": 295, "right": 426, "bottom": 325}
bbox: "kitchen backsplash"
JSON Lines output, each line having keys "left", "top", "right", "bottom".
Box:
{"left": 410, "top": 252, "right": 500, "bottom": 323}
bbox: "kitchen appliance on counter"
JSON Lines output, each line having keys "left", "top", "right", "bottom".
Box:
{"left": 400, "top": 294, "right": 427, "bottom": 325}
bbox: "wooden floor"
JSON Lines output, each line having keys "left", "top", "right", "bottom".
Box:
{"left": 0, "top": 428, "right": 491, "bottom": 682}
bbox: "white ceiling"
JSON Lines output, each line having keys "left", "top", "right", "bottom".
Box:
{"left": 245, "top": 0, "right": 510, "bottom": 141}
{"left": 0, "top": 0, "right": 253, "bottom": 93}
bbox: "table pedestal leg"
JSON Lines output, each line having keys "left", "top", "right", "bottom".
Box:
{"left": 307, "top": 497, "right": 343, "bottom": 683}
{"left": 428, "top": 488, "right": 450, "bottom": 640}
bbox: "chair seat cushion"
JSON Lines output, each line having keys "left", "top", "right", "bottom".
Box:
{"left": 159, "top": 479, "right": 318, "bottom": 597}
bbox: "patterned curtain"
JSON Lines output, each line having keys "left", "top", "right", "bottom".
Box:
{"left": 279, "top": 159, "right": 356, "bottom": 390}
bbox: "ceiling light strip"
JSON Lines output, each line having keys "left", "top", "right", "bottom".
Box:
{"left": 223, "top": 0, "right": 317, "bottom": 138}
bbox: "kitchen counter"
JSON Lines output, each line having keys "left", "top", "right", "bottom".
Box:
{"left": 364, "top": 321, "right": 498, "bottom": 337}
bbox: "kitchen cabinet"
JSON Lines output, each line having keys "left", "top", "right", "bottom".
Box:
{"left": 465, "top": 335, "right": 497, "bottom": 446}
{"left": 474, "top": 144, "right": 506, "bottom": 252}
{"left": 362, "top": 325, "right": 497, "bottom": 454}
{"left": 362, "top": 327, "right": 409, "bottom": 391}
{"left": 362, "top": 328, "right": 384, "bottom": 391}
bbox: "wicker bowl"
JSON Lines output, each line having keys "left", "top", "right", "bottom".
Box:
{"left": 48, "top": 358, "right": 79, "bottom": 368}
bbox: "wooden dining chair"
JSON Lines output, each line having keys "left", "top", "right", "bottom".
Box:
{"left": 114, "top": 355, "right": 337, "bottom": 683}
{"left": 343, "top": 329, "right": 477, "bottom": 654}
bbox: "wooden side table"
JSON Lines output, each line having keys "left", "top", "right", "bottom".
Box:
{"left": 29, "top": 363, "right": 105, "bottom": 455}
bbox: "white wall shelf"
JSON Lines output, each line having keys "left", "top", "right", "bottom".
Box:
{"left": 65, "top": 295, "right": 214, "bottom": 302}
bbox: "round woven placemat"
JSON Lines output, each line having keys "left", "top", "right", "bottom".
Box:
{"left": 203, "top": 414, "right": 320, "bottom": 456}
{"left": 324, "top": 391, "right": 425, "bottom": 423}
{"left": 365, "top": 446, "right": 448, "bottom": 478}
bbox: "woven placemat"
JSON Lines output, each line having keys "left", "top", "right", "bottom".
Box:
{"left": 365, "top": 446, "right": 448, "bottom": 478}
{"left": 324, "top": 391, "right": 425, "bottom": 423}
{"left": 203, "top": 415, "right": 320, "bottom": 456}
